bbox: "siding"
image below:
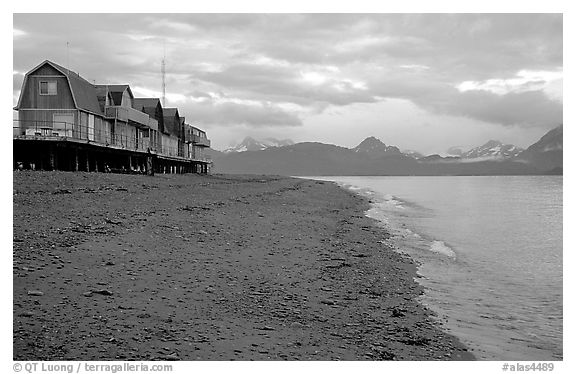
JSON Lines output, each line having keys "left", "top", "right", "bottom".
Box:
{"left": 32, "top": 64, "right": 63, "bottom": 76}
{"left": 18, "top": 76, "right": 75, "bottom": 110}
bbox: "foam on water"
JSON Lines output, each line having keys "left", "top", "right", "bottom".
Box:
{"left": 429, "top": 240, "right": 456, "bottom": 258}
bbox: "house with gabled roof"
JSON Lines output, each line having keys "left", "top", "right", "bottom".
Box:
{"left": 132, "top": 97, "right": 164, "bottom": 153}
{"left": 162, "top": 107, "right": 184, "bottom": 157}
{"left": 14, "top": 60, "right": 105, "bottom": 140}
{"left": 14, "top": 59, "right": 212, "bottom": 174}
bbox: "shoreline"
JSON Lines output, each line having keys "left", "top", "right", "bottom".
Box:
{"left": 13, "top": 171, "right": 474, "bottom": 360}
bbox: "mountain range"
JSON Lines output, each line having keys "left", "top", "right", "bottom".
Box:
{"left": 224, "top": 137, "right": 294, "bottom": 153}
{"left": 208, "top": 125, "right": 562, "bottom": 176}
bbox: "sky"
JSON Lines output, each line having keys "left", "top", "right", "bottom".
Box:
{"left": 13, "top": 13, "right": 563, "bottom": 153}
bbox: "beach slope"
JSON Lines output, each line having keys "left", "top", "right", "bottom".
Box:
{"left": 13, "top": 171, "right": 473, "bottom": 360}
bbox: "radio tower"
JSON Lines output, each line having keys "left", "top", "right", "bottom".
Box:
{"left": 161, "top": 46, "right": 166, "bottom": 107}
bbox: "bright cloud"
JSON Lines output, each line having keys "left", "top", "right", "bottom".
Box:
{"left": 457, "top": 69, "right": 563, "bottom": 99}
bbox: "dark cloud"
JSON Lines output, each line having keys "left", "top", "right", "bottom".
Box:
{"left": 433, "top": 90, "right": 563, "bottom": 127}
{"left": 179, "top": 100, "right": 302, "bottom": 128}
{"left": 369, "top": 72, "right": 562, "bottom": 127}
{"left": 13, "top": 13, "right": 562, "bottom": 132}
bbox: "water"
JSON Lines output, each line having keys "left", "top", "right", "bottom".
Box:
{"left": 310, "top": 176, "right": 563, "bottom": 360}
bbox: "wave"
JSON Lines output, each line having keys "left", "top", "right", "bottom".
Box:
{"left": 340, "top": 182, "right": 456, "bottom": 261}
{"left": 429, "top": 240, "right": 456, "bottom": 258}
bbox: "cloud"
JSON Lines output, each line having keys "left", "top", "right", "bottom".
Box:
{"left": 435, "top": 89, "right": 563, "bottom": 127}
{"left": 457, "top": 70, "right": 563, "bottom": 96}
{"left": 13, "top": 13, "right": 562, "bottom": 135}
{"left": 180, "top": 100, "right": 302, "bottom": 128}
{"left": 193, "top": 62, "right": 376, "bottom": 107}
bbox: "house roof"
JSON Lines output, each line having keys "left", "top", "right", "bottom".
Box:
{"left": 94, "top": 86, "right": 113, "bottom": 113}
{"left": 133, "top": 98, "right": 162, "bottom": 111}
{"left": 163, "top": 108, "right": 182, "bottom": 137}
{"left": 163, "top": 108, "right": 179, "bottom": 118}
{"left": 94, "top": 84, "right": 133, "bottom": 106}
{"left": 36, "top": 60, "right": 103, "bottom": 115}
{"left": 104, "top": 84, "right": 130, "bottom": 93}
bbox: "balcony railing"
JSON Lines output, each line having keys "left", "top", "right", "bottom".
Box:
{"left": 192, "top": 134, "right": 211, "bottom": 147}
{"left": 14, "top": 119, "right": 155, "bottom": 153}
{"left": 105, "top": 106, "right": 151, "bottom": 128}
{"left": 13, "top": 119, "right": 213, "bottom": 164}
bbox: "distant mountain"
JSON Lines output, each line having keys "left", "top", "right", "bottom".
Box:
{"left": 214, "top": 141, "right": 420, "bottom": 176}
{"left": 402, "top": 149, "right": 425, "bottom": 160}
{"left": 516, "top": 125, "right": 563, "bottom": 172}
{"left": 419, "top": 154, "right": 461, "bottom": 163}
{"left": 224, "top": 137, "right": 294, "bottom": 153}
{"left": 462, "top": 140, "right": 523, "bottom": 160}
{"left": 213, "top": 135, "right": 544, "bottom": 176}
{"left": 446, "top": 146, "right": 465, "bottom": 157}
{"left": 352, "top": 136, "right": 403, "bottom": 157}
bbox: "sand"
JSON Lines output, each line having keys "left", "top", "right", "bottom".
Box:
{"left": 13, "top": 171, "right": 474, "bottom": 360}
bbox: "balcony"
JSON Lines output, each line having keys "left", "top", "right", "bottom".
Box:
{"left": 105, "top": 106, "right": 151, "bottom": 128}
{"left": 192, "top": 134, "right": 211, "bottom": 147}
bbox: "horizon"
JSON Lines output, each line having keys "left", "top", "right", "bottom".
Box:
{"left": 217, "top": 125, "right": 561, "bottom": 154}
{"left": 13, "top": 13, "right": 562, "bottom": 154}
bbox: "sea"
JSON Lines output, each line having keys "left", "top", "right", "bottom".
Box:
{"left": 308, "top": 176, "right": 563, "bottom": 361}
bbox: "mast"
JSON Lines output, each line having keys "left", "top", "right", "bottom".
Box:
{"left": 161, "top": 43, "right": 166, "bottom": 107}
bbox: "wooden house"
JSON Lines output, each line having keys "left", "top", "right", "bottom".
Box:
{"left": 184, "top": 123, "right": 211, "bottom": 173}
{"left": 13, "top": 59, "right": 212, "bottom": 174}
{"left": 132, "top": 98, "right": 164, "bottom": 153}
{"left": 162, "top": 108, "right": 183, "bottom": 158}
{"left": 14, "top": 60, "right": 106, "bottom": 140}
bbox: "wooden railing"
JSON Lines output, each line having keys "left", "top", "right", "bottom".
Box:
{"left": 192, "top": 134, "right": 211, "bottom": 147}
{"left": 105, "top": 106, "right": 150, "bottom": 127}
{"left": 13, "top": 119, "right": 213, "bottom": 164}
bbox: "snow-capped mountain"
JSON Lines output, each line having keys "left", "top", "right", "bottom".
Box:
{"left": 461, "top": 140, "right": 523, "bottom": 160}
{"left": 352, "top": 136, "right": 403, "bottom": 156}
{"left": 224, "top": 137, "right": 294, "bottom": 153}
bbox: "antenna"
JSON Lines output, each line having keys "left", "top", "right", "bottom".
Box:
{"left": 161, "top": 42, "right": 166, "bottom": 107}
{"left": 66, "top": 41, "right": 70, "bottom": 72}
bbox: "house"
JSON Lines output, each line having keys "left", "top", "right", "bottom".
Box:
{"left": 162, "top": 108, "right": 183, "bottom": 158}
{"left": 15, "top": 60, "right": 105, "bottom": 140}
{"left": 13, "top": 59, "right": 212, "bottom": 174}
{"left": 184, "top": 124, "right": 211, "bottom": 173}
{"left": 132, "top": 98, "right": 164, "bottom": 153}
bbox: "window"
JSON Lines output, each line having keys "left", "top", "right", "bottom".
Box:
{"left": 39, "top": 81, "right": 57, "bottom": 95}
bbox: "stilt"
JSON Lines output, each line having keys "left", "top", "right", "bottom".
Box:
{"left": 75, "top": 149, "right": 79, "bottom": 171}
{"left": 49, "top": 146, "right": 55, "bottom": 171}
{"left": 86, "top": 152, "right": 90, "bottom": 172}
{"left": 146, "top": 156, "right": 154, "bottom": 176}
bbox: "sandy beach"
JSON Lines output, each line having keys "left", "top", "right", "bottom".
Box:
{"left": 13, "top": 171, "right": 474, "bottom": 361}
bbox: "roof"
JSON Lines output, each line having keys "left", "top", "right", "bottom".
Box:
{"left": 133, "top": 98, "right": 162, "bottom": 111}
{"left": 163, "top": 108, "right": 181, "bottom": 137}
{"left": 163, "top": 108, "right": 179, "bottom": 118}
{"left": 104, "top": 84, "right": 130, "bottom": 93}
{"left": 94, "top": 86, "right": 113, "bottom": 113}
{"left": 94, "top": 84, "right": 133, "bottom": 106}
{"left": 36, "top": 60, "right": 103, "bottom": 115}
